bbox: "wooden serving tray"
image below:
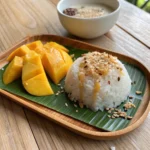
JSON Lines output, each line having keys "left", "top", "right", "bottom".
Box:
{"left": 0, "top": 34, "right": 150, "bottom": 140}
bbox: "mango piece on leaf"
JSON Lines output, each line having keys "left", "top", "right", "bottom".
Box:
{"left": 59, "top": 49, "right": 73, "bottom": 71}
{"left": 26, "top": 40, "right": 45, "bottom": 57}
{"left": 26, "top": 40, "right": 43, "bottom": 50}
{"left": 22, "top": 62, "right": 43, "bottom": 81}
{"left": 23, "top": 51, "right": 42, "bottom": 66}
{"left": 22, "top": 52, "right": 53, "bottom": 96}
{"left": 42, "top": 49, "right": 67, "bottom": 84}
{"left": 44, "top": 42, "right": 69, "bottom": 53}
{"left": 3, "top": 56, "right": 23, "bottom": 84}
{"left": 7, "top": 45, "right": 30, "bottom": 61}
{"left": 23, "top": 73, "right": 53, "bottom": 96}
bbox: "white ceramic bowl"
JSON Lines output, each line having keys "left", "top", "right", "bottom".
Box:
{"left": 57, "top": 0, "right": 120, "bottom": 39}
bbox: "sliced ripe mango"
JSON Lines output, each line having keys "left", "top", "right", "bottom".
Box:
{"left": 59, "top": 49, "right": 73, "bottom": 71}
{"left": 44, "top": 42, "right": 69, "bottom": 53}
{"left": 3, "top": 56, "right": 23, "bottom": 84}
{"left": 24, "top": 51, "right": 42, "bottom": 66}
{"left": 7, "top": 45, "right": 30, "bottom": 61}
{"left": 23, "top": 73, "right": 53, "bottom": 96}
{"left": 26, "top": 40, "right": 45, "bottom": 57}
{"left": 22, "top": 52, "right": 53, "bottom": 96}
{"left": 26, "top": 40, "right": 43, "bottom": 50}
{"left": 22, "top": 62, "right": 43, "bottom": 81}
{"left": 42, "top": 50, "right": 67, "bottom": 84}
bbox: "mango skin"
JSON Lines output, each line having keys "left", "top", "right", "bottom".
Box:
{"left": 7, "top": 45, "right": 30, "bottom": 61}
{"left": 22, "top": 51, "right": 54, "bottom": 96}
{"left": 3, "top": 56, "right": 23, "bottom": 84}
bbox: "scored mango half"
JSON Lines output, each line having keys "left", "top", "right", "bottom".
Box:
{"left": 42, "top": 45, "right": 73, "bottom": 84}
{"left": 44, "top": 42, "right": 69, "bottom": 53}
{"left": 3, "top": 56, "right": 23, "bottom": 84}
{"left": 7, "top": 45, "right": 30, "bottom": 61}
{"left": 22, "top": 51, "right": 54, "bottom": 96}
{"left": 42, "top": 50, "right": 67, "bottom": 84}
{"left": 26, "top": 40, "right": 45, "bottom": 57}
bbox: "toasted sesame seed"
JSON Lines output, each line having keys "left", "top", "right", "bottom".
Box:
{"left": 55, "top": 93, "right": 59, "bottom": 96}
{"left": 110, "top": 108, "right": 114, "bottom": 111}
{"left": 110, "top": 146, "right": 116, "bottom": 150}
{"left": 118, "top": 77, "right": 120, "bottom": 81}
{"left": 111, "top": 116, "right": 115, "bottom": 119}
{"left": 57, "top": 84, "right": 61, "bottom": 86}
{"left": 76, "top": 110, "right": 78, "bottom": 112}
{"left": 70, "top": 54, "right": 75, "bottom": 58}
{"left": 113, "top": 112, "right": 118, "bottom": 114}
{"left": 108, "top": 115, "right": 111, "bottom": 118}
{"left": 105, "top": 107, "right": 109, "bottom": 111}
{"left": 74, "top": 104, "right": 77, "bottom": 107}
{"left": 136, "top": 91, "right": 142, "bottom": 95}
{"left": 127, "top": 116, "right": 133, "bottom": 120}
{"left": 129, "top": 96, "right": 133, "bottom": 99}
{"left": 65, "top": 103, "right": 68, "bottom": 107}
{"left": 108, "top": 110, "right": 111, "bottom": 113}
{"left": 60, "top": 86, "right": 64, "bottom": 89}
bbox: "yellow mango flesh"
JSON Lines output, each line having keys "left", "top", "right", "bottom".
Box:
{"left": 26, "top": 40, "right": 43, "bottom": 50}
{"left": 3, "top": 56, "right": 23, "bottom": 84}
{"left": 7, "top": 45, "right": 30, "bottom": 61}
{"left": 23, "top": 73, "right": 53, "bottom": 96}
{"left": 22, "top": 52, "right": 53, "bottom": 96}
{"left": 22, "top": 62, "right": 43, "bottom": 81}
{"left": 44, "top": 42, "right": 69, "bottom": 53}
{"left": 26, "top": 40, "right": 45, "bottom": 57}
{"left": 42, "top": 50, "right": 67, "bottom": 84}
{"left": 59, "top": 49, "right": 73, "bottom": 71}
{"left": 23, "top": 51, "right": 42, "bottom": 66}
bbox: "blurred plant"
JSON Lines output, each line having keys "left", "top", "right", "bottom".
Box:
{"left": 126, "top": 0, "right": 150, "bottom": 12}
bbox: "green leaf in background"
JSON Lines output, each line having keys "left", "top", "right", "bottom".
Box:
{"left": 0, "top": 47, "right": 146, "bottom": 131}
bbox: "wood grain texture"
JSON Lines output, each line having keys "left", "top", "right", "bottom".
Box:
{"left": 117, "top": 0, "right": 150, "bottom": 48}
{"left": 0, "top": 95, "right": 39, "bottom": 150}
{"left": 0, "top": 34, "right": 150, "bottom": 140}
{"left": 0, "top": 0, "right": 149, "bottom": 149}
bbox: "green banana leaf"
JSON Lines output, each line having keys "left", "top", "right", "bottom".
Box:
{"left": 0, "top": 47, "right": 146, "bottom": 131}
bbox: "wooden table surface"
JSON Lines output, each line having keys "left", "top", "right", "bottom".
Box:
{"left": 0, "top": 0, "right": 150, "bottom": 149}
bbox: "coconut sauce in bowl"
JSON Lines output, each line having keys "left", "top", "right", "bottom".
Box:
{"left": 63, "top": 4, "right": 114, "bottom": 18}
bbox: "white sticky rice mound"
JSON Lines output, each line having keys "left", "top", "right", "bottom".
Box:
{"left": 65, "top": 57, "right": 131, "bottom": 112}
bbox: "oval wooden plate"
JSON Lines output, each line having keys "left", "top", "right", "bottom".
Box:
{"left": 0, "top": 34, "right": 150, "bottom": 140}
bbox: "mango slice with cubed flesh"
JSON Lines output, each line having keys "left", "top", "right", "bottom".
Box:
{"left": 44, "top": 42, "right": 69, "bottom": 53}
{"left": 22, "top": 62, "right": 43, "bottom": 81}
{"left": 7, "top": 45, "right": 30, "bottom": 61}
{"left": 26, "top": 41, "right": 45, "bottom": 57}
{"left": 3, "top": 56, "right": 23, "bottom": 84}
{"left": 23, "top": 51, "right": 42, "bottom": 66}
{"left": 26, "top": 40, "right": 43, "bottom": 50}
{"left": 42, "top": 50, "right": 67, "bottom": 84}
{"left": 22, "top": 52, "right": 53, "bottom": 96}
{"left": 59, "top": 49, "right": 73, "bottom": 71}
